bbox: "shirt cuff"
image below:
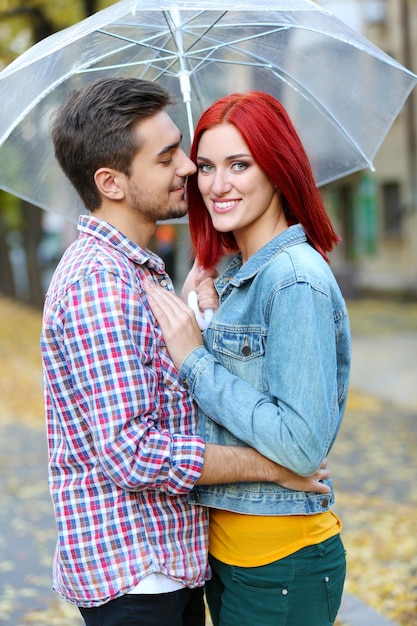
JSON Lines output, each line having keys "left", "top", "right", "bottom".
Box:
{"left": 169, "top": 435, "right": 206, "bottom": 493}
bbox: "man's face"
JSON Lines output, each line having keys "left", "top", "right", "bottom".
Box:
{"left": 125, "top": 111, "right": 196, "bottom": 222}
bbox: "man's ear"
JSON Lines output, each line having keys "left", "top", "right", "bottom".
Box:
{"left": 94, "top": 168, "right": 125, "bottom": 201}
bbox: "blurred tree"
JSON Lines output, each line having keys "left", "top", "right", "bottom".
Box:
{"left": 0, "top": 0, "right": 114, "bottom": 307}
{"left": 0, "top": 191, "right": 19, "bottom": 298}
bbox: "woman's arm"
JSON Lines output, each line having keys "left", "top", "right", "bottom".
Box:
{"left": 144, "top": 279, "right": 338, "bottom": 476}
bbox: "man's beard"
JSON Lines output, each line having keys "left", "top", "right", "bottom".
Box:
{"left": 161, "top": 202, "right": 188, "bottom": 221}
{"left": 127, "top": 180, "right": 188, "bottom": 222}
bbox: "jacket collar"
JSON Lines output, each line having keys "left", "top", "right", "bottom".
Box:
{"left": 216, "top": 224, "right": 307, "bottom": 290}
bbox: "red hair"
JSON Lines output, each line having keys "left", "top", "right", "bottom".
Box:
{"left": 187, "top": 91, "right": 339, "bottom": 268}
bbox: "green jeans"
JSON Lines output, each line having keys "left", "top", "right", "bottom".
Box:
{"left": 206, "top": 534, "right": 346, "bottom": 626}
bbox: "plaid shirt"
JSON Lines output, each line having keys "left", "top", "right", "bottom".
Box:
{"left": 41, "top": 216, "right": 209, "bottom": 608}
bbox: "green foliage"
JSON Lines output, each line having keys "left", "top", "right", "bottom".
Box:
{"left": 0, "top": 0, "right": 115, "bottom": 67}
{"left": 0, "top": 190, "right": 21, "bottom": 229}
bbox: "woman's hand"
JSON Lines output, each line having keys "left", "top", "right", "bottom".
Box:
{"left": 182, "top": 259, "right": 219, "bottom": 330}
{"left": 181, "top": 259, "right": 219, "bottom": 312}
{"left": 144, "top": 278, "right": 204, "bottom": 370}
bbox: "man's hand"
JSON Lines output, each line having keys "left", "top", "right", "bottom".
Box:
{"left": 274, "top": 459, "right": 330, "bottom": 494}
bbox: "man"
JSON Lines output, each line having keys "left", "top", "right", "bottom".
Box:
{"left": 41, "top": 78, "right": 329, "bottom": 626}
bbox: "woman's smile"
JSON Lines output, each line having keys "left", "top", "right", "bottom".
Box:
{"left": 212, "top": 199, "right": 241, "bottom": 213}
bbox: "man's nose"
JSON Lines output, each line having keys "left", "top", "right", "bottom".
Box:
{"left": 178, "top": 151, "right": 197, "bottom": 176}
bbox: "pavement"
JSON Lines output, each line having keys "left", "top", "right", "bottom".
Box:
{"left": 349, "top": 333, "right": 417, "bottom": 412}
{"left": 336, "top": 301, "right": 417, "bottom": 626}
{"left": 0, "top": 297, "right": 416, "bottom": 625}
{"left": 339, "top": 594, "right": 401, "bottom": 626}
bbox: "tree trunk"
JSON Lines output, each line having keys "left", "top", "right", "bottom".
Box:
{"left": 0, "top": 216, "right": 16, "bottom": 298}
{"left": 21, "top": 202, "right": 44, "bottom": 309}
{"left": 83, "top": 0, "right": 99, "bottom": 17}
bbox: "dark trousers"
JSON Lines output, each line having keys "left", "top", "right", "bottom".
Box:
{"left": 79, "top": 586, "right": 205, "bottom": 626}
{"left": 206, "top": 534, "right": 346, "bottom": 626}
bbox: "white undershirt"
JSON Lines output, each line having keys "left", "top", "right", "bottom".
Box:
{"left": 128, "top": 572, "right": 186, "bottom": 594}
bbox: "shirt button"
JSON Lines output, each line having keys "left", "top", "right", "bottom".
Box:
{"left": 282, "top": 589, "right": 288, "bottom": 595}
{"left": 159, "top": 279, "right": 168, "bottom": 287}
{"left": 324, "top": 576, "right": 329, "bottom": 582}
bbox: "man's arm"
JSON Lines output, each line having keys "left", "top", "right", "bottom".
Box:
{"left": 198, "top": 444, "right": 330, "bottom": 494}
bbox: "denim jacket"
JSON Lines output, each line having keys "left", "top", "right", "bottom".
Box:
{"left": 180, "top": 224, "right": 351, "bottom": 516}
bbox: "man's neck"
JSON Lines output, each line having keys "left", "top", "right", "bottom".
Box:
{"left": 94, "top": 202, "right": 155, "bottom": 249}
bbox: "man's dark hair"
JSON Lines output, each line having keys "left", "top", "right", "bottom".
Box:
{"left": 51, "top": 78, "right": 174, "bottom": 211}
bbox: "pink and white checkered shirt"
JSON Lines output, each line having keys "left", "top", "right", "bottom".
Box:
{"left": 41, "top": 215, "right": 209, "bottom": 608}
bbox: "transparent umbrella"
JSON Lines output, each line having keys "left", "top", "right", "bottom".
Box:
{"left": 0, "top": 0, "right": 416, "bottom": 222}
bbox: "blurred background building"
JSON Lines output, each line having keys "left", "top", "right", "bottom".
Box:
{"left": 318, "top": 0, "right": 417, "bottom": 298}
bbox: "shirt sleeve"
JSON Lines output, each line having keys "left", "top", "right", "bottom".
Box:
{"left": 57, "top": 269, "right": 205, "bottom": 494}
{"left": 180, "top": 282, "right": 342, "bottom": 476}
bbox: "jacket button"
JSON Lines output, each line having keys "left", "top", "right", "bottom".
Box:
{"left": 320, "top": 497, "right": 330, "bottom": 508}
{"left": 241, "top": 345, "right": 251, "bottom": 356}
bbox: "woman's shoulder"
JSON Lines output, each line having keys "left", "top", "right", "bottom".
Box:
{"left": 265, "top": 238, "right": 321, "bottom": 274}
{"left": 263, "top": 241, "right": 341, "bottom": 296}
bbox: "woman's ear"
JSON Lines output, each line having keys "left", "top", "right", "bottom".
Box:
{"left": 94, "top": 168, "right": 125, "bottom": 201}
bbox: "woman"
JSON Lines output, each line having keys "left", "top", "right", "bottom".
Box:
{"left": 145, "top": 91, "right": 351, "bottom": 626}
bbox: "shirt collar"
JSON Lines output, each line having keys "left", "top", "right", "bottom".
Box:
{"left": 78, "top": 214, "right": 164, "bottom": 270}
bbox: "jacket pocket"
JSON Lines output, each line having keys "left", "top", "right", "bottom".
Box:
{"left": 211, "top": 326, "right": 267, "bottom": 391}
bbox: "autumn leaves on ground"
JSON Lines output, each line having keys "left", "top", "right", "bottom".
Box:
{"left": 0, "top": 295, "right": 416, "bottom": 625}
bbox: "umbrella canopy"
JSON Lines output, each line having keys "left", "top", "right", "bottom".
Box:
{"left": 0, "top": 0, "right": 416, "bottom": 222}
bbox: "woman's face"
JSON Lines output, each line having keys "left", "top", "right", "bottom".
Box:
{"left": 196, "top": 122, "right": 286, "bottom": 259}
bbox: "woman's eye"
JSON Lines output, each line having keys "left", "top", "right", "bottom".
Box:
{"left": 198, "top": 163, "right": 214, "bottom": 173}
{"left": 233, "top": 161, "right": 248, "bottom": 171}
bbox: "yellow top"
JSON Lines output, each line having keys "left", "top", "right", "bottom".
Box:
{"left": 209, "top": 509, "right": 342, "bottom": 566}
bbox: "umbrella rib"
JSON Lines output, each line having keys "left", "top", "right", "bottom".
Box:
{"left": 97, "top": 28, "right": 177, "bottom": 57}
{"left": 79, "top": 57, "right": 179, "bottom": 75}
{"left": 191, "top": 26, "right": 290, "bottom": 58}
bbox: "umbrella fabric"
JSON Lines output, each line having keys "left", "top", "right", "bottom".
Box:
{"left": 0, "top": 0, "right": 416, "bottom": 222}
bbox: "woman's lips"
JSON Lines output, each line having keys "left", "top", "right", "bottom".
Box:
{"left": 212, "top": 199, "right": 240, "bottom": 213}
